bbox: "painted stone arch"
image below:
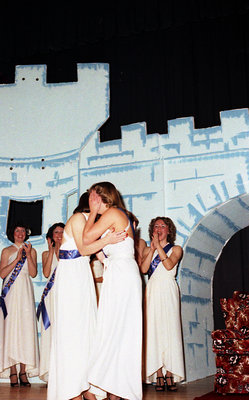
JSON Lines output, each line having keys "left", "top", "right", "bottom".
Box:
{"left": 178, "top": 192, "right": 249, "bottom": 382}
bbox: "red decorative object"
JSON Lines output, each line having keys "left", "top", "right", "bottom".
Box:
{"left": 212, "top": 291, "right": 249, "bottom": 394}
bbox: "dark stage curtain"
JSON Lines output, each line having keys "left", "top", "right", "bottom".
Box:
{"left": 213, "top": 226, "right": 249, "bottom": 330}
{"left": 7, "top": 200, "right": 43, "bottom": 237}
{"left": 1, "top": 1, "right": 249, "bottom": 142}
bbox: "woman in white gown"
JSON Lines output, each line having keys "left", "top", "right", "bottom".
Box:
{"left": 83, "top": 182, "right": 143, "bottom": 400}
{"left": 141, "top": 217, "right": 185, "bottom": 392}
{"left": 47, "top": 192, "right": 127, "bottom": 400}
{"left": 0, "top": 224, "right": 39, "bottom": 387}
{"left": 38, "top": 222, "right": 65, "bottom": 383}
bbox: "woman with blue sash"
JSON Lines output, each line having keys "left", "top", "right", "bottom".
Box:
{"left": 0, "top": 223, "right": 39, "bottom": 387}
{"left": 141, "top": 217, "right": 185, "bottom": 392}
{"left": 38, "top": 222, "right": 65, "bottom": 383}
{"left": 47, "top": 192, "right": 127, "bottom": 400}
{"left": 83, "top": 182, "right": 143, "bottom": 400}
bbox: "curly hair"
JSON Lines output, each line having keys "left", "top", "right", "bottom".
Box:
{"left": 7, "top": 223, "right": 30, "bottom": 243}
{"left": 148, "top": 216, "right": 176, "bottom": 244}
{"left": 46, "top": 222, "right": 65, "bottom": 241}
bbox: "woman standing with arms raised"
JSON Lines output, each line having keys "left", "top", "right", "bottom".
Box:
{"left": 47, "top": 192, "right": 127, "bottom": 400}
{"left": 141, "top": 217, "right": 185, "bottom": 392}
{"left": 0, "top": 223, "right": 39, "bottom": 387}
{"left": 83, "top": 182, "right": 143, "bottom": 400}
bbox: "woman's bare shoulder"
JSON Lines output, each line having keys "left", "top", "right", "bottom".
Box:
{"left": 42, "top": 250, "right": 49, "bottom": 261}
{"left": 172, "top": 244, "right": 183, "bottom": 257}
{"left": 31, "top": 246, "right": 37, "bottom": 255}
{"left": 1, "top": 245, "right": 15, "bottom": 258}
{"left": 142, "top": 244, "right": 151, "bottom": 257}
{"left": 67, "top": 212, "right": 86, "bottom": 225}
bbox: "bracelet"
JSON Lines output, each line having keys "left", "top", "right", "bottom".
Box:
{"left": 161, "top": 257, "right": 167, "bottom": 262}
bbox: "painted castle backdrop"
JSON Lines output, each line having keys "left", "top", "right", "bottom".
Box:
{"left": 1, "top": 64, "right": 249, "bottom": 382}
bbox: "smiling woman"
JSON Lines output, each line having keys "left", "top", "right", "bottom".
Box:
{"left": 141, "top": 216, "right": 185, "bottom": 392}
{"left": 0, "top": 223, "right": 39, "bottom": 387}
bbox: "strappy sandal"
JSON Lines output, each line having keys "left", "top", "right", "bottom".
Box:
{"left": 155, "top": 376, "right": 165, "bottom": 391}
{"left": 165, "top": 375, "right": 177, "bottom": 391}
{"left": 10, "top": 373, "right": 19, "bottom": 387}
{"left": 19, "top": 372, "right": 31, "bottom": 387}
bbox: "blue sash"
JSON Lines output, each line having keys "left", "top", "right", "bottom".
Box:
{"left": 37, "top": 249, "right": 81, "bottom": 329}
{"left": 0, "top": 249, "right": 27, "bottom": 319}
{"left": 59, "top": 249, "right": 81, "bottom": 259}
{"left": 36, "top": 266, "right": 57, "bottom": 330}
{"left": 147, "top": 243, "right": 173, "bottom": 279}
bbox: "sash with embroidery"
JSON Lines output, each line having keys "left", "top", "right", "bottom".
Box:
{"left": 37, "top": 249, "right": 81, "bottom": 329}
{"left": 147, "top": 243, "right": 173, "bottom": 279}
{"left": 0, "top": 248, "right": 27, "bottom": 319}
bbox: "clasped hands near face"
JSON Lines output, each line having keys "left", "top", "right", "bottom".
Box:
{"left": 151, "top": 233, "right": 160, "bottom": 251}
{"left": 16, "top": 242, "right": 32, "bottom": 261}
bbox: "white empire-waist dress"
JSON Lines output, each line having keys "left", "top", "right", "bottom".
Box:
{"left": 47, "top": 225, "right": 97, "bottom": 400}
{"left": 0, "top": 244, "right": 39, "bottom": 378}
{"left": 144, "top": 247, "right": 185, "bottom": 384}
{"left": 39, "top": 252, "right": 58, "bottom": 383}
{"left": 88, "top": 221, "right": 143, "bottom": 400}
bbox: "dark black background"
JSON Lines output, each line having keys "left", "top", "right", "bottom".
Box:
{"left": 213, "top": 226, "right": 249, "bottom": 329}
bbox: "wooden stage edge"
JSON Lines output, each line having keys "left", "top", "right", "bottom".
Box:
{"left": 0, "top": 375, "right": 215, "bottom": 400}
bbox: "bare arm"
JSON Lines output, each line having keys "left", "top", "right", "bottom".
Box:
{"left": 42, "top": 248, "right": 54, "bottom": 279}
{"left": 70, "top": 213, "right": 126, "bottom": 256}
{"left": 140, "top": 245, "right": 155, "bottom": 274}
{"left": 24, "top": 243, "right": 37, "bottom": 278}
{"left": 83, "top": 191, "right": 128, "bottom": 245}
{"left": 152, "top": 233, "right": 183, "bottom": 271}
{"left": 136, "top": 238, "right": 147, "bottom": 267}
{"left": 83, "top": 208, "right": 116, "bottom": 245}
{"left": 159, "top": 244, "right": 183, "bottom": 271}
{"left": 0, "top": 247, "right": 23, "bottom": 279}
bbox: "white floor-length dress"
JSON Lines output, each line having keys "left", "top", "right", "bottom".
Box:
{"left": 89, "top": 222, "right": 143, "bottom": 400}
{"left": 0, "top": 244, "right": 39, "bottom": 378}
{"left": 144, "top": 247, "right": 185, "bottom": 384}
{"left": 47, "top": 228, "right": 97, "bottom": 400}
{"left": 39, "top": 252, "right": 58, "bottom": 383}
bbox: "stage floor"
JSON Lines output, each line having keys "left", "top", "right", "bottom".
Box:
{"left": 0, "top": 375, "right": 214, "bottom": 400}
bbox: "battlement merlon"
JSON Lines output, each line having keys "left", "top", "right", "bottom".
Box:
{"left": 0, "top": 63, "right": 110, "bottom": 158}
{"left": 4, "top": 63, "right": 109, "bottom": 86}
{"left": 80, "top": 108, "right": 249, "bottom": 169}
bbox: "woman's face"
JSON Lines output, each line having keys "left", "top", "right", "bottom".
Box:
{"left": 153, "top": 219, "right": 169, "bottom": 242}
{"left": 90, "top": 189, "right": 108, "bottom": 215}
{"left": 52, "top": 226, "right": 64, "bottom": 244}
{"left": 14, "top": 226, "right": 26, "bottom": 244}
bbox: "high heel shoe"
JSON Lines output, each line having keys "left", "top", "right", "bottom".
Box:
{"left": 165, "top": 375, "right": 177, "bottom": 391}
{"left": 9, "top": 373, "right": 19, "bottom": 387}
{"left": 19, "top": 372, "right": 31, "bottom": 387}
{"left": 155, "top": 376, "right": 165, "bottom": 391}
